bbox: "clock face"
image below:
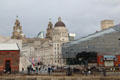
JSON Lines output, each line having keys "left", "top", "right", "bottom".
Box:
{"left": 17, "top": 29, "right": 20, "bottom": 32}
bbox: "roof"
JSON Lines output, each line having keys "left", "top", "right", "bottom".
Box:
{"left": 54, "top": 17, "right": 65, "bottom": 27}
{"left": 65, "top": 24, "right": 120, "bottom": 46}
{"left": 0, "top": 36, "right": 10, "bottom": 42}
{"left": 55, "top": 21, "right": 65, "bottom": 27}
{"left": 0, "top": 43, "right": 20, "bottom": 50}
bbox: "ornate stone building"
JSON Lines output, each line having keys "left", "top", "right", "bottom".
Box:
{"left": 11, "top": 17, "right": 26, "bottom": 42}
{"left": 52, "top": 17, "right": 69, "bottom": 66}
{"left": 34, "top": 17, "right": 69, "bottom": 66}
{"left": 20, "top": 17, "right": 69, "bottom": 70}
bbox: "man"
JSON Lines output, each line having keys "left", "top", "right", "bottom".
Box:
{"left": 48, "top": 67, "right": 51, "bottom": 75}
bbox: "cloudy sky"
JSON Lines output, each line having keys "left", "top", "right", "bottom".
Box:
{"left": 0, "top": 0, "right": 120, "bottom": 39}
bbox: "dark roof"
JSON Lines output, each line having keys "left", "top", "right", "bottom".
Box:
{"left": 55, "top": 21, "right": 65, "bottom": 27}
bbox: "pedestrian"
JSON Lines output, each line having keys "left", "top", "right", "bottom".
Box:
{"left": 84, "top": 68, "right": 88, "bottom": 76}
{"left": 22, "top": 67, "right": 24, "bottom": 73}
{"left": 66, "top": 67, "right": 72, "bottom": 76}
{"left": 27, "top": 66, "right": 30, "bottom": 75}
{"left": 48, "top": 67, "right": 51, "bottom": 75}
{"left": 103, "top": 68, "right": 106, "bottom": 76}
{"left": 36, "top": 67, "right": 38, "bottom": 74}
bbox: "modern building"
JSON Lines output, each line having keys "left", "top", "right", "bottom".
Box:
{"left": 0, "top": 43, "right": 20, "bottom": 73}
{"left": 62, "top": 24, "right": 120, "bottom": 65}
{"left": 101, "top": 20, "right": 114, "bottom": 30}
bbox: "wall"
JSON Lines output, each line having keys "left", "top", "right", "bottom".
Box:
{"left": 0, "top": 50, "right": 20, "bottom": 73}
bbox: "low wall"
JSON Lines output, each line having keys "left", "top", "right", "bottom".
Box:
{"left": 0, "top": 75, "right": 120, "bottom": 80}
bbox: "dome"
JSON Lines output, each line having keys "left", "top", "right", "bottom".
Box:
{"left": 55, "top": 17, "right": 65, "bottom": 27}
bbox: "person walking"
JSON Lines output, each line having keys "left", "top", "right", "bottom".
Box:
{"left": 48, "top": 67, "right": 51, "bottom": 75}
{"left": 27, "top": 66, "right": 30, "bottom": 75}
{"left": 66, "top": 67, "right": 72, "bottom": 76}
{"left": 22, "top": 67, "right": 24, "bottom": 74}
{"left": 103, "top": 68, "right": 106, "bottom": 76}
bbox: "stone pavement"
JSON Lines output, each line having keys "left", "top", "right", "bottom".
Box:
{"left": 0, "top": 75, "right": 120, "bottom": 80}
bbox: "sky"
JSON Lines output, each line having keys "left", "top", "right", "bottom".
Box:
{"left": 0, "top": 0, "right": 120, "bottom": 39}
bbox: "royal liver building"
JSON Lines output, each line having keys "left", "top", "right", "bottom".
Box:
{"left": 34, "top": 17, "right": 69, "bottom": 66}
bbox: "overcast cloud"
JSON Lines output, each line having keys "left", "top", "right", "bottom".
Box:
{"left": 0, "top": 0, "right": 120, "bottom": 38}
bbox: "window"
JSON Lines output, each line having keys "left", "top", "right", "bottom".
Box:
{"left": 66, "top": 52, "right": 68, "bottom": 54}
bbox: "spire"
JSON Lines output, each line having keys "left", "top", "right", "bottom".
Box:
{"left": 58, "top": 17, "right": 61, "bottom": 21}
{"left": 49, "top": 18, "right": 51, "bottom": 22}
{"left": 16, "top": 15, "right": 18, "bottom": 19}
{"left": 48, "top": 18, "right": 53, "bottom": 29}
{"left": 15, "top": 16, "right": 20, "bottom": 26}
{"left": 48, "top": 18, "right": 52, "bottom": 24}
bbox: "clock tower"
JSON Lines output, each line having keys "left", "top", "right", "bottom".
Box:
{"left": 46, "top": 19, "right": 53, "bottom": 40}
{"left": 11, "top": 17, "right": 25, "bottom": 40}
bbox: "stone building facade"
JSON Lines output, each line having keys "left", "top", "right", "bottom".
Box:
{"left": 11, "top": 17, "right": 26, "bottom": 43}
{"left": 52, "top": 17, "right": 69, "bottom": 66}
{"left": 46, "top": 20, "right": 53, "bottom": 40}
{"left": 62, "top": 24, "right": 120, "bottom": 62}
{"left": 33, "top": 17, "right": 69, "bottom": 66}
{"left": 19, "top": 17, "right": 69, "bottom": 69}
